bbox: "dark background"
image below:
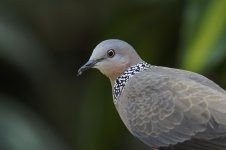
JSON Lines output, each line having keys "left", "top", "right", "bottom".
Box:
{"left": 0, "top": 0, "right": 226, "bottom": 150}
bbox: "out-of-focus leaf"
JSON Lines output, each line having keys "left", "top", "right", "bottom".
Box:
{"left": 0, "top": 96, "right": 69, "bottom": 150}
{"left": 180, "top": 0, "right": 226, "bottom": 72}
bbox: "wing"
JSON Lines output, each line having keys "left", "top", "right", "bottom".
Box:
{"left": 150, "top": 66, "right": 226, "bottom": 94}
{"left": 117, "top": 67, "right": 226, "bottom": 148}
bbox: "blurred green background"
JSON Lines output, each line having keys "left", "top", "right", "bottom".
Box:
{"left": 0, "top": 0, "right": 226, "bottom": 150}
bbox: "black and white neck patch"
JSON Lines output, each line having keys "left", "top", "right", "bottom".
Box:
{"left": 113, "top": 61, "right": 151, "bottom": 104}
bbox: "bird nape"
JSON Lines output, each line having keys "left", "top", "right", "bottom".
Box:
{"left": 78, "top": 39, "right": 226, "bottom": 150}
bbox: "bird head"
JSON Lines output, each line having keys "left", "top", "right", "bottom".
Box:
{"left": 78, "top": 39, "right": 142, "bottom": 82}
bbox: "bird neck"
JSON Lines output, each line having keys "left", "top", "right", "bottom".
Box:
{"left": 111, "top": 61, "right": 151, "bottom": 104}
{"left": 109, "top": 55, "right": 143, "bottom": 84}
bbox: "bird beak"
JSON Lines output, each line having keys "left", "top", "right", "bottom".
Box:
{"left": 77, "top": 58, "right": 103, "bottom": 76}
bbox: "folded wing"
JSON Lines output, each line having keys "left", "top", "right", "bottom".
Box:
{"left": 118, "top": 67, "right": 226, "bottom": 149}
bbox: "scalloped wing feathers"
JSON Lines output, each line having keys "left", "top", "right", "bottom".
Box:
{"left": 116, "top": 66, "right": 226, "bottom": 149}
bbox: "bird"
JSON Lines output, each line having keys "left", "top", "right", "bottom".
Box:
{"left": 77, "top": 39, "right": 226, "bottom": 150}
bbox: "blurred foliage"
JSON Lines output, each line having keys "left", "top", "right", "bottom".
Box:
{"left": 0, "top": 96, "right": 68, "bottom": 150}
{"left": 0, "top": 0, "right": 226, "bottom": 150}
{"left": 180, "top": 0, "right": 226, "bottom": 72}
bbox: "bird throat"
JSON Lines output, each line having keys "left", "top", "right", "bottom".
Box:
{"left": 113, "top": 61, "right": 151, "bottom": 104}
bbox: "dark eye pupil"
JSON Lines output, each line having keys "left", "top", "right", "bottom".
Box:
{"left": 108, "top": 51, "right": 113, "bottom": 56}
{"left": 107, "top": 50, "right": 115, "bottom": 57}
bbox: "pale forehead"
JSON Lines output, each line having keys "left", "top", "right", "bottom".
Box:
{"left": 95, "top": 39, "right": 132, "bottom": 50}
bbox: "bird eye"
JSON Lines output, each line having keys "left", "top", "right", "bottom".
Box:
{"left": 107, "top": 49, "right": 115, "bottom": 58}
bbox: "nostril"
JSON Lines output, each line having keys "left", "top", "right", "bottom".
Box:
{"left": 86, "top": 63, "right": 92, "bottom": 67}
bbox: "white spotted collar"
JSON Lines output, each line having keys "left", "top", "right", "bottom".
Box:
{"left": 113, "top": 61, "right": 151, "bottom": 104}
